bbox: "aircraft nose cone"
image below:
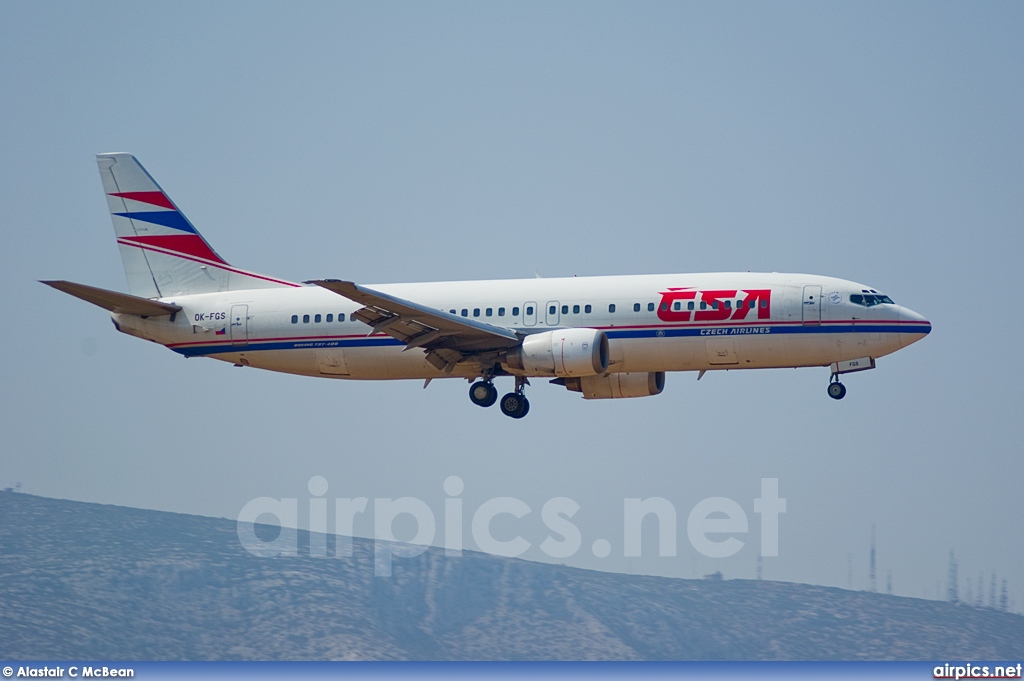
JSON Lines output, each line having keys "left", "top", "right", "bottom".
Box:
{"left": 899, "top": 306, "right": 931, "bottom": 347}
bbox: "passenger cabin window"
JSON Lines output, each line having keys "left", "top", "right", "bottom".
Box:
{"left": 339, "top": 313, "right": 346, "bottom": 322}
{"left": 291, "top": 315, "right": 298, "bottom": 324}
{"left": 303, "top": 314, "right": 310, "bottom": 323}
{"left": 473, "top": 308, "right": 480, "bottom": 317}
{"left": 561, "top": 305, "right": 568, "bottom": 314}
{"left": 660, "top": 302, "right": 668, "bottom": 312}
{"left": 514, "top": 306, "right": 522, "bottom": 316}
{"left": 572, "top": 304, "right": 580, "bottom": 314}
{"left": 449, "top": 309, "right": 456, "bottom": 314}
{"left": 673, "top": 301, "right": 681, "bottom": 311}
{"left": 550, "top": 305, "right": 557, "bottom": 315}
{"left": 461, "top": 309, "right": 468, "bottom": 317}
{"left": 608, "top": 304, "right": 616, "bottom": 313}
{"left": 585, "top": 304, "right": 592, "bottom": 313}
{"left": 647, "top": 302, "right": 655, "bottom": 312}
{"left": 688, "top": 302, "right": 694, "bottom": 311}
{"left": 326, "top": 314, "right": 333, "bottom": 322}
{"left": 315, "top": 314, "right": 322, "bottom": 323}
{"left": 498, "top": 307, "right": 506, "bottom": 316}
{"left": 633, "top": 303, "right": 641, "bottom": 312}
{"left": 486, "top": 308, "right": 493, "bottom": 317}
{"left": 524, "top": 306, "right": 532, "bottom": 315}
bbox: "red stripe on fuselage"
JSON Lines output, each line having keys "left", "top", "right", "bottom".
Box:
{"left": 167, "top": 332, "right": 390, "bottom": 348}
{"left": 164, "top": 320, "right": 921, "bottom": 350}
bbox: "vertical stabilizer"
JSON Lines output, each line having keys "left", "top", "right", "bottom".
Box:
{"left": 97, "top": 153, "right": 296, "bottom": 297}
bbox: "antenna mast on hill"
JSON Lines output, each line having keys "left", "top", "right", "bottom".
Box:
{"left": 869, "top": 524, "right": 877, "bottom": 593}
{"left": 947, "top": 550, "right": 959, "bottom": 602}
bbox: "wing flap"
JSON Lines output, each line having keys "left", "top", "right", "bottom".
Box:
{"left": 308, "top": 279, "right": 520, "bottom": 354}
{"left": 41, "top": 280, "right": 182, "bottom": 316}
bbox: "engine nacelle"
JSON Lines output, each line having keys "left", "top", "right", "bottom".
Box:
{"left": 506, "top": 328, "right": 609, "bottom": 377}
{"left": 563, "top": 371, "right": 666, "bottom": 399}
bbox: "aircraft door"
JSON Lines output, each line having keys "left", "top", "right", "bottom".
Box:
{"left": 524, "top": 302, "right": 538, "bottom": 326}
{"left": 230, "top": 304, "right": 250, "bottom": 346}
{"left": 802, "top": 286, "right": 821, "bottom": 326}
{"left": 546, "top": 301, "right": 560, "bottom": 326}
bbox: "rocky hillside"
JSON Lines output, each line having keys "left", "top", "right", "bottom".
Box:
{"left": 1, "top": 492, "right": 1021, "bottom": 660}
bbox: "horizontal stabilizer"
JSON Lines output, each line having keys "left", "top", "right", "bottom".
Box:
{"left": 40, "top": 280, "right": 182, "bottom": 316}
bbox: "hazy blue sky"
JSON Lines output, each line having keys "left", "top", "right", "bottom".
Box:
{"left": 2, "top": 2, "right": 1022, "bottom": 605}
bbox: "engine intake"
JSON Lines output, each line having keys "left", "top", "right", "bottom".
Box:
{"left": 506, "top": 328, "right": 609, "bottom": 377}
{"left": 563, "top": 372, "right": 666, "bottom": 399}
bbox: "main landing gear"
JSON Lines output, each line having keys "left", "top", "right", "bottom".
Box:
{"left": 469, "top": 380, "right": 498, "bottom": 407}
{"left": 827, "top": 375, "right": 847, "bottom": 400}
{"left": 469, "top": 376, "right": 530, "bottom": 418}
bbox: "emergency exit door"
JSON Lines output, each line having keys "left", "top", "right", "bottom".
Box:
{"left": 229, "top": 304, "right": 249, "bottom": 346}
{"left": 802, "top": 286, "right": 821, "bottom": 326}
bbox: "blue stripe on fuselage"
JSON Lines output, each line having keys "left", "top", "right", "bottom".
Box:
{"left": 605, "top": 323, "right": 927, "bottom": 340}
{"left": 168, "top": 323, "right": 926, "bottom": 358}
{"left": 171, "top": 335, "right": 403, "bottom": 357}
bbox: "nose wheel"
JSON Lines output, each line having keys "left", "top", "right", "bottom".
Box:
{"left": 827, "top": 379, "right": 847, "bottom": 400}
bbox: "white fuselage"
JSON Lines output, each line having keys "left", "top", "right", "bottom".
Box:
{"left": 112, "top": 271, "right": 931, "bottom": 382}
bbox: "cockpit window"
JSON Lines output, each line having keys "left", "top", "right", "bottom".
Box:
{"left": 850, "top": 293, "right": 894, "bottom": 307}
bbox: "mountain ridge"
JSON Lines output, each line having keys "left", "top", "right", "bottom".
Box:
{"left": 2, "top": 491, "right": 1021, "bottom": 660}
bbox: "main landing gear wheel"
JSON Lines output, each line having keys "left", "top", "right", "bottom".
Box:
{"left": 827, "top": 381, "right": 847, "bottom": 400}
{"left": 469, "top": 380, "right": 498, "bottom": 408}
{"left": 499, "top": 392, "right": 530, "bottom": 419}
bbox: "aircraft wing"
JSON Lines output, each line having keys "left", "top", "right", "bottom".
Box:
{"left": 308, "top": 279, "right": 521, "bottom": 371}
{"left": 41, "top": 280, "right": 182, "bottom": 316}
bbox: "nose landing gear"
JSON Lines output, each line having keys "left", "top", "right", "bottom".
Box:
{"left": 827, "top": 376, "right": 847, "bottom": 400}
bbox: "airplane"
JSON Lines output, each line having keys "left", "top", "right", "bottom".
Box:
{"left": 42, "top": 153, "right": 931, "bottom": 419}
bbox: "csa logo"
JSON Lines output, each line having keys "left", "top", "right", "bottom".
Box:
{"left": 828, "top": 291, "right": 842, "bottom": 304}
{"left": 657, "top": 288, "right": 771, "bottom": 323}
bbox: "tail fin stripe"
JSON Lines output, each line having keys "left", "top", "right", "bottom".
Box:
{"left": 115, "top": 238, "right": 300, "bottom": 288}
{"left": 108, "top": 191, "right": 175, "bottom": 210}
{"left": 119, "top": 235, "right": 227, "bottom": 265}
{"left": 114, "top": 211, "right": 197, "bottom": 234}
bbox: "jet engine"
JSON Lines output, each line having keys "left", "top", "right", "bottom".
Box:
{"left": 505, "top": 328, "right": 609, "bottom": 377}
{"left": 561, "top": 371, "right": 665, "bottom": 399}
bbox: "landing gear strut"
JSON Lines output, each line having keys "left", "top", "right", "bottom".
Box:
{"left": 500, "top": 376, "right": 530, "bottom": 419}
{"left": 827, "top": 376, "right": 847, "bottom": 400}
